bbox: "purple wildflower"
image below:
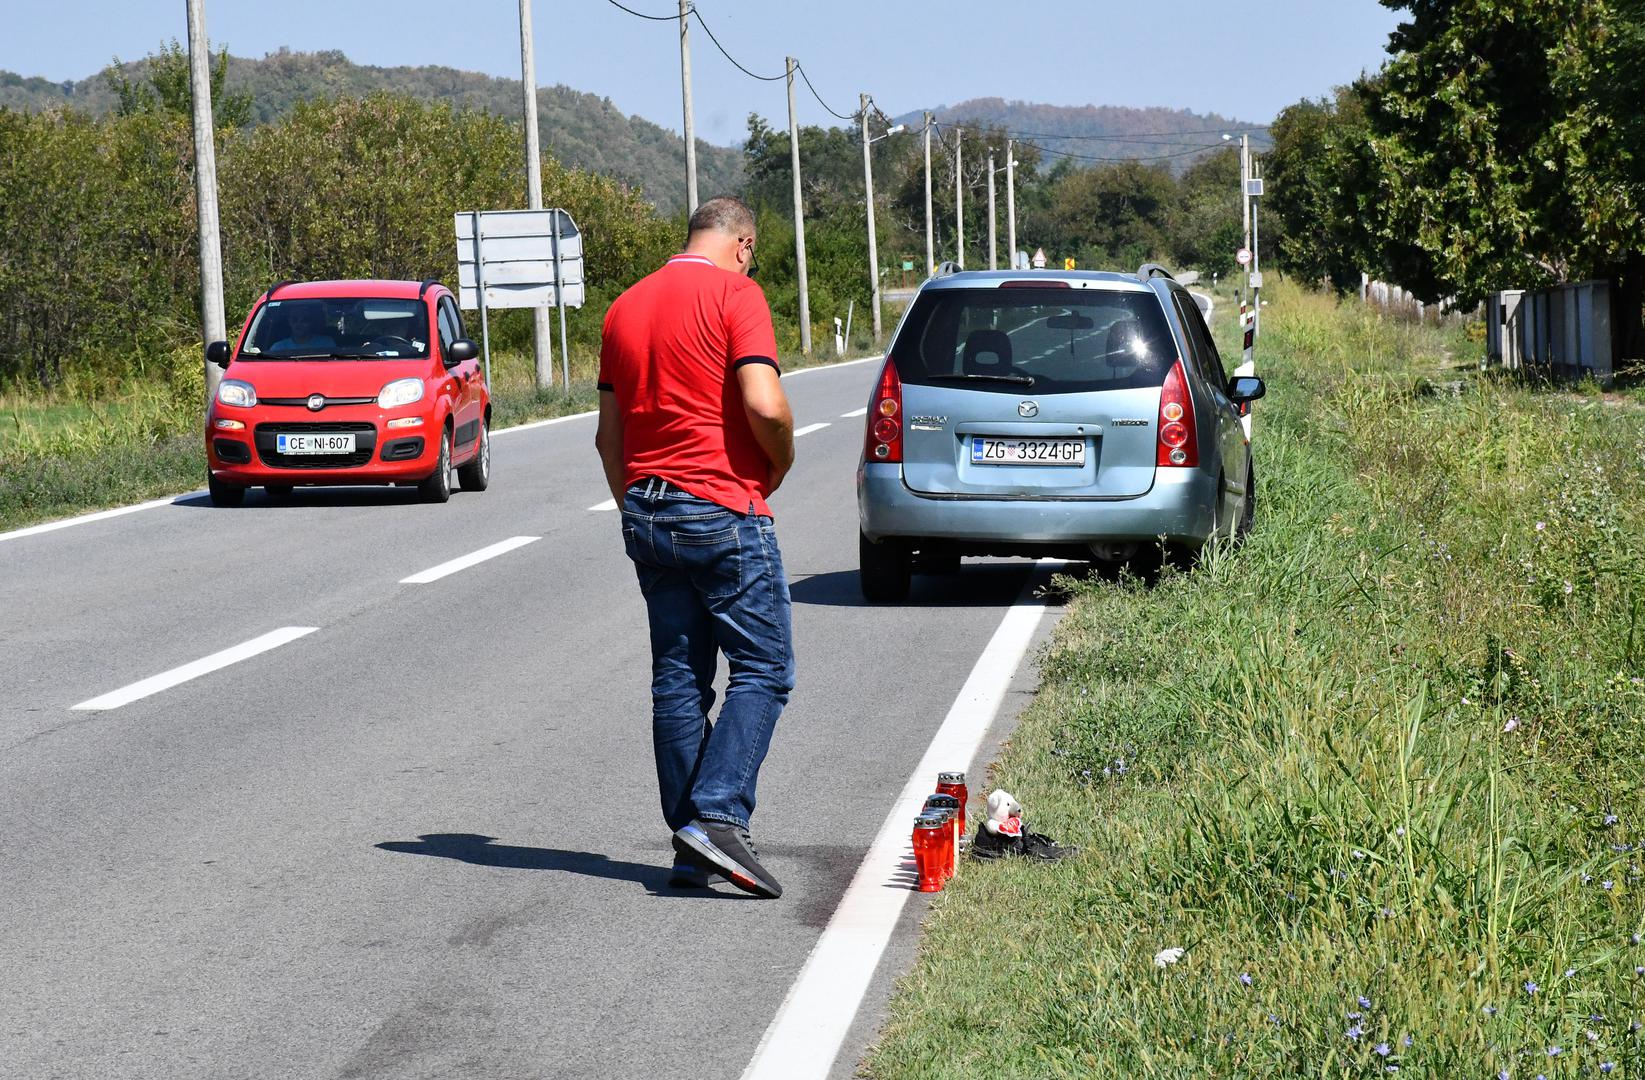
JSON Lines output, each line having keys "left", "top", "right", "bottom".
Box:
{"left": 1347, "top": 1023, "right": 1365, "bottom": 1041}
{"left": 1403, "top": 1034, "right": 1413, "bottom": 1048}
{"left": 1525, "top": 980, "right": 1539, "bottom": 995}
{"left": 1238, "top": 972, "right": 1253, "bottom": 987}
{"left": 1358, "top": 995, "right": 1373, "bottom": 1009}
{"left": 1603, "top": 879, "right": 1615, "bottom": 890}
{"left": 1375, "top": 1042, "right": 1391, "bottom": 1057}
{"left": 1547, "top": 1046, "right": 1561, "bottom": 1057}
{"left": 1605, "top": 814, "right": 1619, "bottom": 826}
{"left": 1601, "top": 1065, "right": 1615, "bottom": 1075}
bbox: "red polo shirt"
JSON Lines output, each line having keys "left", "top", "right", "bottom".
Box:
{"left": 598, "top": 254, "right": 781, "bottom": 517}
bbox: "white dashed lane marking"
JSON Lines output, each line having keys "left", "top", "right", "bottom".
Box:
{"left": 588, "top": 499, "right": 618, "bottom": 512}
{"left": 72, "top": 627, "right": 320, "bottom": 711}
{"left": 793, "top": 423, "right": 830, "bottom": 437}
{"left": 399, "top": 535, "right": 541, "bottom": 584}
{"left": 840, "top": 407, "right": 867, "bottom": 418}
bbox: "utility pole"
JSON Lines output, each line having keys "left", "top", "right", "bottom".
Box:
{"left": 1005, "top": 139, "right": 1017, "bottom": 270}
{"left": 519, "top": 0, "right": 555, "bottom": 391}
{"left": 185, "top": 0, "right": 225, "bottom": 408}
{"left": 1240, "top": 133, "right": 1251, "bottom": 257}
{"left": 860, "top": 93, "right": 882, "bottom": 343}
{"left": 786, "top": 58, "right": 811, "bottom": 355}
{"left": 679, "top": 0, "right": 698, "bottom": 214}
{"left": 923, "top": 112, "right": 933, "bottom": 276}
{"left": 954, "top": 128, "right": 964, "bottom": 268}
{"left": 987, "top": 149, "right": 997, "bottom": 270}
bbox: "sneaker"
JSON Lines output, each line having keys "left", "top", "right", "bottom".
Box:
{"left": 969, "top": 822, "right": 1021, "bottom": 860}
{"left": 1020, "top": 829, "right": 1079, "bottom": 862}
{"left": 672, "top": 820, "right": 783, "bottom": 899}
{"left": 667, "top": 862, "right": 713, "bottom": 889}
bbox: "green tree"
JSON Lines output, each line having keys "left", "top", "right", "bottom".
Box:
{"left": 107, "top": 39, "right": 252, "bottom": 128}
{"left": 1365, "top": 0, "right": 1645, "bottom": 353}
{"left": 1264, "top": 86, "right": 1379, "bottom": 291}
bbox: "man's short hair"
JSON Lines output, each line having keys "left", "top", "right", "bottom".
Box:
{"left": 687, "top": 196, "right": 756, "bottom": 239}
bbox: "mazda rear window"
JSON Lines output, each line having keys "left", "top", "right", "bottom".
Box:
{"left": 890, "top": 287, "right": 1178, "bottom": 393}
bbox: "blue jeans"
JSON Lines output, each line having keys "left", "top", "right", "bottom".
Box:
{"left": 621, "top": 478, "right": 795, "bottom": 833}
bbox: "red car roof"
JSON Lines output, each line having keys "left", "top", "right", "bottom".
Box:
{"left": 271, "top": 280, "right": 435, "bottom": 300}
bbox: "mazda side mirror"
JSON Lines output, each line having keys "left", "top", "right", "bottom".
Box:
{"left": 1228, "top": 376, "right": 1266, "bottom": 404}
{"left": 206, "top": 340, "right": 231, "bottom": 368}
{"left": 445, "top": 338, "right": 478, "bottom": 368}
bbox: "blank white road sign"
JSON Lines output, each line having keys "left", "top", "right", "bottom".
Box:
{"left": 455, "top": 209, "right": 585, "bottom": 310}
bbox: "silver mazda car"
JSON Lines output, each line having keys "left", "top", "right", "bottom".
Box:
{"left": 856, "top": 264, "right": 1264, "bottom": 600}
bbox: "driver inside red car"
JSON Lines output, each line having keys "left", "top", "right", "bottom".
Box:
{"left": 270, "top": 304, "right": 336, "bottom": 353}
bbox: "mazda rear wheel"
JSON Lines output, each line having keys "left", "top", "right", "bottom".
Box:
{"left": 859, "top": 531, "right": 911, "bottom": 602}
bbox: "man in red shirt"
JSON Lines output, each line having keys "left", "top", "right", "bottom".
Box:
{"left": 595, "top": 196, "right": 795, "bottom": 899}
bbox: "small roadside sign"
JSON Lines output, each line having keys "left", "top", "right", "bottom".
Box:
{"left": 901, "top": 260, "right": 914, "bottom": 271}
{"left": 1031, "top": 247, "right": 1047, "bottom": 268}
{"left": 1236, "top": 247, "right": 1252, "bottom": 267}
{"left": 1063, "top": 257, "right": 1076, "bottom": 271}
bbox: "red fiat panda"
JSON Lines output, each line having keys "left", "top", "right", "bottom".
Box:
{"left": 203, "top": 279, "right": 489, "bottom": 506}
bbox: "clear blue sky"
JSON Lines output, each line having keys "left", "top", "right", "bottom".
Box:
{"left": 5, "top": 1, "right": 1404, "bottom": 143}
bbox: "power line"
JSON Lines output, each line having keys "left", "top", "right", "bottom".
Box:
{"left": 605, "top": 0, "right": 857, "bottom": 120}
{"left": 996, "top": 124, "right": 1271, "bottom": 142}
{"left": 795, "top": 62, "right": 856, "bottom": 121}
{"left": 1037, "top": 143, "right": 1218, "bottom": 164}
{"left": 690, "top": 7, "right": 786, "bottom": 81}
{"left": 602, "top": 0, "right": 684, "bottom": 20}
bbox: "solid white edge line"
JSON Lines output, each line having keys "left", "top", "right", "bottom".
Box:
{"left": 779, "top": 354, "right": 881, "bottom": 379}
{"left": 0, "top": 495, "right": 188, "bottom": 545}
{"left": 588, "top": 498, "right": 618, "bottom": 512}
{"left": 399, "top": 535, "right": 540, "bottom": 584}
{"left": 0, "top": 355, "right": 888, "bottom": 546}
{"left": 740, "top": 562, "right": 1058, "bottom": 1080}
{"left": 792, "top": 422, "right": 831, "bottom": 438}
{"left": 840, "top": 407, "right": 867, "bottom": 418}
{"left": 71, "top": 626, "right": 319, "bottom": 711}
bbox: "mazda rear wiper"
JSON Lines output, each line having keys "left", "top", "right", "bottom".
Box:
{"left": 930, "top": 372, "right": 1036, "bottom": 387}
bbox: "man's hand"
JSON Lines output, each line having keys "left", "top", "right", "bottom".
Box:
{"left": 737, "top": 363, "right": 793, "bottom": 497}
{"left": 594, "top": 390, "right": 626, "bottom": 503}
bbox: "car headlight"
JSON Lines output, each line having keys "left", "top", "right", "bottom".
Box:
{"left": 216, "top": 379, "right": 257, "bottom": 408}
{"left": 377, "top": 378, "right": 425, "bottom": 409}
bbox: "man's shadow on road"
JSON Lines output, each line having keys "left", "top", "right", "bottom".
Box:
{"left": 374, "top": 833, "right": 754, "bottom": 899}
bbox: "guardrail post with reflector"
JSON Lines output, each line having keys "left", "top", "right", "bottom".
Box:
{"left": 1235, "top": 301, "right": 1256, "bottom": 439}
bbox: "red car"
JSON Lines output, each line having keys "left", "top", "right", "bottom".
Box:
{"left": 203, "top": 279, "right": 489, "bottom": 506}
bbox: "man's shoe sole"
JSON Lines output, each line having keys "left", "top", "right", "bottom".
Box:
{"left": 672, "top": 825, "right": 781, "bottom": 899}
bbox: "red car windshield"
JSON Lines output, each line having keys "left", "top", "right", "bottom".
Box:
{"left": 239, "top": 298, "right": 430, "bottom": 360}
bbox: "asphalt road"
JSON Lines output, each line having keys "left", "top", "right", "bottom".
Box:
{"left": 0, "top": 357, "right": 1062, "bottom": 1080}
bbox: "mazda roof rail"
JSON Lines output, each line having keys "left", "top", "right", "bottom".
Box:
{"left": 263, "top": 280, "right": 296, "bottom": 302}
{"left": 1136, "top": 263, "right": 1175, "bottom": 281}
{"left": 933, "top": 260, "right": 962, "bottom": 278}
{"left": 418, "top": 278, "right": 440, "bottom": 298}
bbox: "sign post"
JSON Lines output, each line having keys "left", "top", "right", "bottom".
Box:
{"left": 456, "top": 209, "right": 586, "bottom": 391}
{"left": 470, "top": 210, "right": 492, "bottom": 386}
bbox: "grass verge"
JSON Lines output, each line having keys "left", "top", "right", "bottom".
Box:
{"left": 863, "top": 280, "right": 1645, "bottom": 1077}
